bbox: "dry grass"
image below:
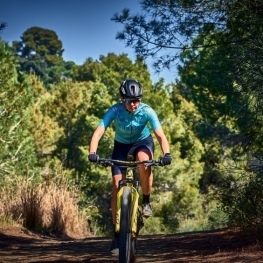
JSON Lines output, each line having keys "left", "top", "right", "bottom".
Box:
{"left": 0, "top": 175, "right": 91, "bottom": 239}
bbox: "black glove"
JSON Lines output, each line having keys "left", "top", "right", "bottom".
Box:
{"left": 88, "top": 152, "right": 99, "bottom": 163}
{"left": 160, "top": 153, "right": 172, "bottom": 166}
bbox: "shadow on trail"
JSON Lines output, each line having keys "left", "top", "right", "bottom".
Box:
{"left": 0, "top": 233, "right": 117, "bottom": 262}
{"left": 0, "top": 229, "right": 263, "bottom": 262}
{"left": 136, "top": 230, "right": 263, "bottom": 263}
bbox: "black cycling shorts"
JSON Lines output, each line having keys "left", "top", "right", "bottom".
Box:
{"left": 111, "top": 135, "right": 155, "bottom": 176}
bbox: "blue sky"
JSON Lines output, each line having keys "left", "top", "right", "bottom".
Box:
{"left": 0, "top": 0, "right": 175, "bottom": 83}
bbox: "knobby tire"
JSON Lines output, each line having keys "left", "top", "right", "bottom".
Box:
{"left": 119, "top": 186, "right": 135, "bottom": 263}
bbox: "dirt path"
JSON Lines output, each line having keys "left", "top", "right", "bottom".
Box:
{"left": 0, "top": 226, "right": 263, "bottom": 262}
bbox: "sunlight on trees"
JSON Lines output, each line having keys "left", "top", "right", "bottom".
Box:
{"left": 1, "top": 0, "right": 263, "bottom": 234}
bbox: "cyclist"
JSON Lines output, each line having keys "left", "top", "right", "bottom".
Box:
{"left": 88, "top": 79, "right": 172, "bottom": 254}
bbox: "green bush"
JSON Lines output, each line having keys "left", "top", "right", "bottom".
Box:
{"left": 220, "top": 171, "right": 263, "bottom": 230}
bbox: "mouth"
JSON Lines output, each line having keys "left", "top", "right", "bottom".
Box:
{"left": 127, "top": 106, "right": 138, "bottom": 112}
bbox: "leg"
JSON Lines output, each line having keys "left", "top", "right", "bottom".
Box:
{"left": 136, "top": 148, "right": 154, "bottom": 217}
{"left": 110, "top": 173, "right": 123, "bottom": 255}
{"left": 111, "top": 140, "right": 130, "bottom": 224}
{"left": 136, "top": 148, "right": 153, "bottom": 196}
{"left": 111, "top": 174, "right": 122, "bottom": 225}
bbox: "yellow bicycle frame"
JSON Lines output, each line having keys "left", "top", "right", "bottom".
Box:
{"left": 115, "top": 185, "right": 140, "bottom": 237}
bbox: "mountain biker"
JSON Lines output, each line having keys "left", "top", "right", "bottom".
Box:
{"left": 88, "top": 79, "right": 172, "bottom": 255}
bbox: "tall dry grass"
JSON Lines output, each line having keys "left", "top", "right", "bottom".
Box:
{"left": 0, "top": 175, "right": 91, "bottom": 239}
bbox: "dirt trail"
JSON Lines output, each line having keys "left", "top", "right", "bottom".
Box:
{"left": 0, "top": 226, "right": 263, "bottom": 262}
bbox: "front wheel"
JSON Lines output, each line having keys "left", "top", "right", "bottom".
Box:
{"left": 119, "top": 186, "right": 133, "bottom": 263}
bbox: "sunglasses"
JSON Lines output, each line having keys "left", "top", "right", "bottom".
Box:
{"left": 123, "top": 99, "right": 141, "bottom": 104}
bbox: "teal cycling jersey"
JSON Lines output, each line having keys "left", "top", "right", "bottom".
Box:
{"left": 98, "top": 102, "right": 162, "bottom": 144}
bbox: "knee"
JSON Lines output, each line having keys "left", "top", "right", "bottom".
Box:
{"left": 136, "top": 149, "right": 152, "bottom": 161}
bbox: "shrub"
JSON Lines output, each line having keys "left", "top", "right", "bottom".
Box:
{"left": 0, "top": 175, "right": 91, "bottom": 238}
{"left": 220, "top": 170, "right": 263, "bottom": 231}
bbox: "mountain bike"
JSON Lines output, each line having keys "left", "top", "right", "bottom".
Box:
{"left": 97, "top": 157, "right": 162, "bottom": 263}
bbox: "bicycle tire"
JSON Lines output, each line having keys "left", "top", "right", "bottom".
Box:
{"left": 119, "top": 186, "right": 134, "bottom": 263}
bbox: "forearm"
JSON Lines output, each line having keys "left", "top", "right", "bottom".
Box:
{"left": 154, "top": 128, "right": 170, "bottom": 154}
{"left": 89, "top": 138, "right": 99, "bottom": 153}
{"left": 89, "top": 126, "right": 105, "bottom": 153}
{"left": 159, "top": 137, "right": 170, "bottom": 154}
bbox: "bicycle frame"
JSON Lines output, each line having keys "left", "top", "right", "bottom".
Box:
{"left": 116, "top": 168, "right": 140, "bottom": 238}
{"left": 97, "top": 158, "right": 161, "bottom": 263}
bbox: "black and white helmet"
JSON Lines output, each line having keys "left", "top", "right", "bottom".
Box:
{"left": 119, "top": 79, "right": 143, "bottom": 99}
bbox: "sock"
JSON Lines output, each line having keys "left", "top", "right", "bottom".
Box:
{"left": 142, "top": 194, "right": 150, "bottom": 204}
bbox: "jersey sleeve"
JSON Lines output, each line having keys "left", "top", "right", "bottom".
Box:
{"left": 98, "top": 105, "right": 117, "bottom": 129}
{"left": 145, "top": 106, "right": 162, "bottom": 131}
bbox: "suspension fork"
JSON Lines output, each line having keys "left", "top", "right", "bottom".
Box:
{"left": 115, "top": 182, "right": 140, "bottom": 236}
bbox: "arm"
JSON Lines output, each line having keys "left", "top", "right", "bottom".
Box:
{"left": 89, "top": 104, "right": 118, "bottom": 153}
{"left": 89, "top": 125, "right": 105, "bottom": 153}
{"left": 153, "top": 128, "right": 170, "bottom": 154}
{"left": 146, "top": 106, "right": 170, "bottom": 154}
{"left": 154, "top": 128, "right": 172, "bottom": 165}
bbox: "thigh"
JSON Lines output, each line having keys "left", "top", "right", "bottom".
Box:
{"left": 111, "top": 140, "right": 132, "bottom": 176}
{"left": 136, "top": 148, "right": 152, "bottom": 161}
{"left": 128, "top": 135, "right": 155, "bottom": 160}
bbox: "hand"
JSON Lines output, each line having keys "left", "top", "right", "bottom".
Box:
{"left": 88, "top": 152, "right": 99, "bottom": 163}
{"left": 160, "top": 153, "right": 172, "bottom": 166}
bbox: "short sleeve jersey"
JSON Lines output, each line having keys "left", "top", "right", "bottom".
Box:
{"left": 98, "top": 102, "right": 162, "bottom": 144}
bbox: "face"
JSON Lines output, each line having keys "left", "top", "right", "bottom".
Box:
{"left": 122, "top": 98, "right": 141, "bottom": 113}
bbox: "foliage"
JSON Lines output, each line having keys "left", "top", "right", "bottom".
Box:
{"left": 13, "top": 27, "right": 63, "bottom": 63}
{"left": 178, "top": 1, "right": 263, "bottom": 230}
{"left": 112, "top": 0, "right": 228, "bottom": 73}
{"left": 0, "top": 40, "right": 37, "bottom": 176}
{"left": 113, "top": 0, "right": 263, "bottom": 150}
{"left": 75, "top": 53, "right": 152, "bottom": 102}
{"left": 0, "top": 45, "right": 220, "bottom": 234}
{"left": 112, "top": 0, "right": 263, "bottom": 232}
{"left": 220, "top": 168, "right": 263, "bottom": 230}
{"left": 3, "top": 1, "right": 263, "bottom": 235}
{"left": 12, "top": 27, "right": 76, "bottom": 86}
{"left": 0, "top": 22, "right": 7, "bottom": 34}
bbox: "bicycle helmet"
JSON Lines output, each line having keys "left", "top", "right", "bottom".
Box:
{"left": 119, "top": 79, "right": 143, "bottom": 99}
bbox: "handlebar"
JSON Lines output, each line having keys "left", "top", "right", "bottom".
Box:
{"left": 96, "top": 158, "right": 163, "bottom": 167}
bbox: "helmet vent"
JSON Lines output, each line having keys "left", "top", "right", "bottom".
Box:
{"left": 121, "top": 86, "right": 126, "bottom": 95}
{"left": 130, "top": 85, "right": 136, "bottom": 95}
